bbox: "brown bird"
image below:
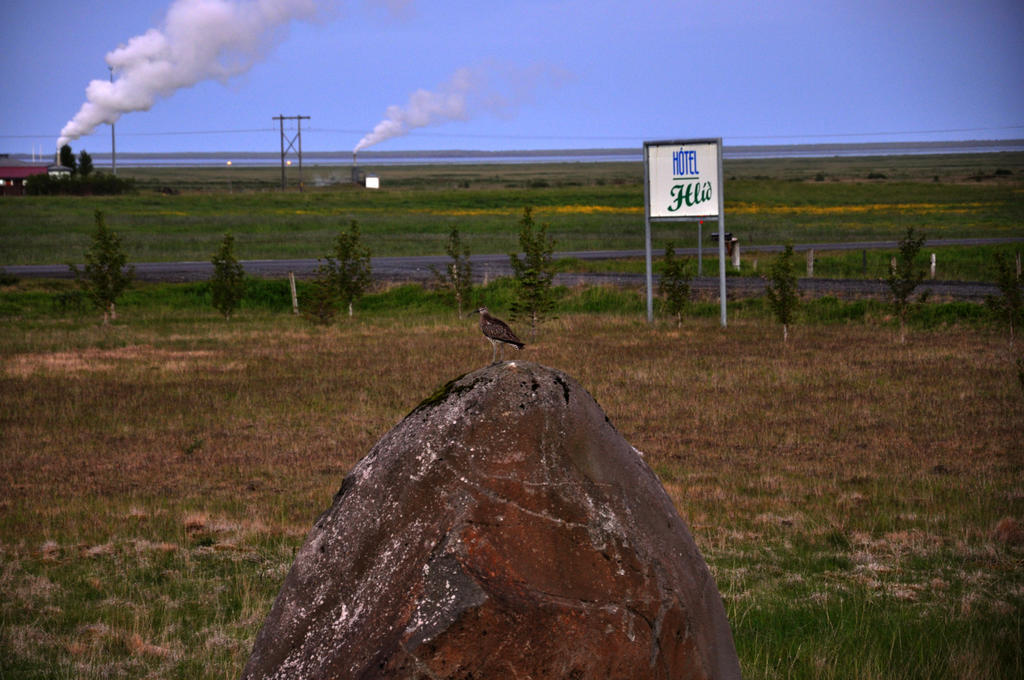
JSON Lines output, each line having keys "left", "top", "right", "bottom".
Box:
{"left": 476, "top": 306, "right": 524, "bottom": 363}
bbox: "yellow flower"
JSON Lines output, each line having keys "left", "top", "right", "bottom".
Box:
{"left": 546, "top": 205, "right": 643, "bottom": 215}
{"left": 422, "top": 205, "right": 642, "bottom": 216}
{"left": 727, "top": 202, "right": 990, "bottom": 215}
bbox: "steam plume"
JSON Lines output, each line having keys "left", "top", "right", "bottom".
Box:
{"left": 57, "top": 0, "right": 329, "bottom": 148}
{"left": 354, "top": 63, "right": 569, "bottom": 152}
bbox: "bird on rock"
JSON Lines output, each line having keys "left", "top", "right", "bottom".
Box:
{"left": 476, "top": 306, "right": 524, "bottom": 363}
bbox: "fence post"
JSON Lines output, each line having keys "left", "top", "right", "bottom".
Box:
{"left": 732, "top": 241, "right": 741, "bottom": 270}
{"left": 806, "top": 249, "right": 814, "bottom": 277}
{"left": 289, "top": 271, "right": 299, "bottom": 315}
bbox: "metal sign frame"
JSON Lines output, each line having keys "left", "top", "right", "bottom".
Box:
{"left": 643, "top": 138, "right": 727, "bottom": 326}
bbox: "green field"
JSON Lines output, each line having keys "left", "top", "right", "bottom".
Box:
{"left": 1, "top": 154, "right": 1023, "bottom": 678}
{"left": 2, "top": 152, "right": 1022, "bottom": 266}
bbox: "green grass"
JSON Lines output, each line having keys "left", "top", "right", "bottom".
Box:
{"left": 802, "top": 244, "right": 1024, "bottom": 282}
{"left": 1, "top": 152, "right": 1022, "bottom": 678}
{"left": 558, "top": 242, "right": 1024, "bottom": 283}
{"left": 1, "top": 297, "right": 1022, "bottom": 678}
{"left": 0, "top": 275, "right": 1010, "bottom": 333}
{"left": 2, "top": 152, "right": 1022, "bottom": 265}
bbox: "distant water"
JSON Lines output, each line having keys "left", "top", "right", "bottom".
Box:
{"left": 725, "top": 140, "right": 1024, "bottom": 159}
{"left": 15, "top": 140, "right": 1024, "bottom": 168}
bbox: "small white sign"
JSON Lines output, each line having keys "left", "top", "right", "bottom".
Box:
{"left": 646, "top": 141, "right": 720, "bottom": 218}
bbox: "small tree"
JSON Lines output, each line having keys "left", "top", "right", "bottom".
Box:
{"left": 78, "top": 150, "right": 94, "bottom": 177}
{"left": 986, "top": 251, "right": 1023, "bottom": 348}
{"left": 71, "top": 210, "right": 134, "bottom": 324}
{"left": 432, "top": 227, "right": 474, "bottom": 318}
{"left": 509, "top": 206, "right": 556, "bottom": 335}
{"left": 327, "top": 220, "right": 372, "bottom": 317}
{"left": 885, "top": 227, "right": 928, "bottom": 344}
{"left": 210, "top": 232, "right": 246, "bottom": 320}
{"left": 59, "top": 144, "right": 77, "bottom": 174}
{"left": 658, "top": 242, "right": 692, "bottom": 327}
{"left": 764, "top": 244, "right": 800, "bottom": 342}
{"left": 303, "top": 262, "right": 339, "bottom": 326}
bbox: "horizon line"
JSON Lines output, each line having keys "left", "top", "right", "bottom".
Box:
{"left": 7, "top": 139, "right": 1023, "bottom": 159}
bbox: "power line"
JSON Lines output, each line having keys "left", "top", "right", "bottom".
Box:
{"left": 3, "top": 124, "right": 1022, "bottom": 143}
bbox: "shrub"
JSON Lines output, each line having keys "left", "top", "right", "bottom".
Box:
{"left": 69, "top": 210, "right": 134, "bottom": 324}
{"left": 764, "top": 244, "right": 800, "bottom": 342}
{"left": 315, "top": 220, "right": 372, "bottom": 319}
{"left": 885, "top": 227, "right": 928, "bottom": 343}
{"left": 210, "top": 233, "right": 246, "bottom": 320}
{"left": 432, "top": 227, "right": 473, "bottom": 318}
{"left": 25, "top": 172, "right": 135, "bottom": 195}
{"left": 337, "top": 221, "right": 373, "bottom": 316}
{"left": 509, "top": 206, "right": 556, "bottom": 335}
{"left": 985, "top": 251, "right": 1023, "bottom": 347}
{"left": 302, "top": 263, "right": 339, "bottom": 326}
{"left": 658, "top": 242, "right": 692, "bottom": 327}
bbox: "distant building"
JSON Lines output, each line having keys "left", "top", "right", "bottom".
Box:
{"left": 0, "top": 156, "right": 49, "bottom": 196}
{"left": 47, "top": 162, "right": 72, "bottom": 179}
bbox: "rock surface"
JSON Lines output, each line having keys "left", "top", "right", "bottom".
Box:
{"left": 242, "top": 362, "right": 741, "bottom": 679}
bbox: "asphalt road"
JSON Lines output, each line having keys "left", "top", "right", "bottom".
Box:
{"left": 5, "top": 237, "right": 1021, "bottom": 301}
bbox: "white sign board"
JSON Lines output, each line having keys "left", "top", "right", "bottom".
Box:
{"left": 646, "top": 141, "right": 720, "bottom": 218}
{"left": 643, "top": 138, "right": 727, "bottom": 326}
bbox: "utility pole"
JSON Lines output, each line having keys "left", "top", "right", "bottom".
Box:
{"left": 273, "top": 114, "right": 310, "bottom": 191}
{"left": 109, "top": 66, "right": 117, "bottom": 175}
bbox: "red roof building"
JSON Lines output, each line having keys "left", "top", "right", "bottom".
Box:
{"left": 0, "top": 157, "right": 50, "bottom": 196}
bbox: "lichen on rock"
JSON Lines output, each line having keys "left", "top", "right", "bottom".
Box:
{"left": 242, "top": 361, "right": 741, "bottom": 679}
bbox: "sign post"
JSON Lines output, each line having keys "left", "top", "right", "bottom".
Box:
{"left": 643, "top": 138, "right": 726, "bottom": 326}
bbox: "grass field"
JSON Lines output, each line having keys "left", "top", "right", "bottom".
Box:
{"left": 558, "top": 242, "right": 1024, "bottom": 284}
{"left": 0, "top": 280, "right": 1022, "bottom": 678}
{"left": 1, "top": 153, "right": 1022, "bottom": 678}
{"left": 2, "top": 152, "right": 1022, "bottom": 266}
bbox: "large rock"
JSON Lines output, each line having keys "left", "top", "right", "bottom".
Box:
{"left": 242, "top": 362, "right": 741, "bottom": 679}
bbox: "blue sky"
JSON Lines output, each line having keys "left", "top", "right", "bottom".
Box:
{"left": 2, "top": 0, "right": 1022, "bottom": 155}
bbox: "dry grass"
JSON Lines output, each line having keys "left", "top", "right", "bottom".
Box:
{"left": 1, "top": 311, "right": 1021, "bottom": 678}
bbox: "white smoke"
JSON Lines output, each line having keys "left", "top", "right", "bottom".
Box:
{"left": 57, "top": 0, "right": 330, "bottom": 148}
{"left": 354, "top": 62, "right": 570, "bottom": 153}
